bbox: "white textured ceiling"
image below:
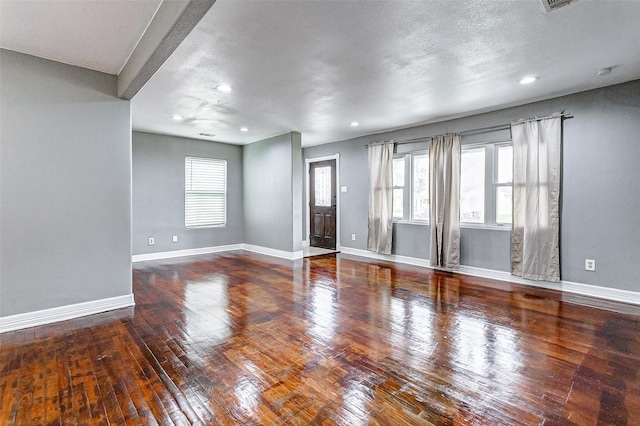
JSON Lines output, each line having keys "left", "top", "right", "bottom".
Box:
{"left": 0, "top": 0, "right": 162, "bottom": 75}
{"left": 132, "top": 0, "right": 640, "bottom": 146}
{"left": 2, "top": 1, "right": 640, "bottom": 147}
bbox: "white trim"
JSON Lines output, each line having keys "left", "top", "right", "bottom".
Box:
{"left": 340, "top": 247, "right": 431, "bottom": 268}
{"left": 302, "top": 239, "right": 310, "bottom": 248}
{"left": 133, "top": 243, "right": 303, "bottom": 262}
{"left": 132, "top": 244, "right": 243, "bottom": 262}
{"left": 305, "top": 154, "right": 341, "bottom": 251}
{"left": 0, "top": 294, "right": 135, "bottom": 333}
{"left": 339, "top": 246, "right": 640, "bottom": 306}
{"left": 242, "top": 244, "right": 303, "bottom": 260}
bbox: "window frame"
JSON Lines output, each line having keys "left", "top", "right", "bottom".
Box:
{"left": 185, "top": 156, "right": 227, "bottom": 229}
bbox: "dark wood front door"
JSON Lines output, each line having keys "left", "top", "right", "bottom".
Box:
{"left": 309, "top": 160, "right": 336, "bottom": 249}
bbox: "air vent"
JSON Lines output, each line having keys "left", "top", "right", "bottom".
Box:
{"left": 539, "top": 0, "right": 576, "bottom": 13}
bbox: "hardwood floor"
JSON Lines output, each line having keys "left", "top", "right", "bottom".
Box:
{"left": 1, "top": 251, "right": 639, "bottom": 425}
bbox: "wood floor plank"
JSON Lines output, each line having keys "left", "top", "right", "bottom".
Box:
{"left": 1, "top": 252, "right": 640, "bottom": 425}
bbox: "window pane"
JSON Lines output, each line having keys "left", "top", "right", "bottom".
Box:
{"left": 497, "top": 145, "right": 513, "bottom": 183}
{"left": 412, "top": 153, "right": 429, "bottom": 221}
{"left": 393, "top": 188, "right": 403, "bottom": 219}
{"left": 314, "top": 166, "right": 331, "bottom": 207}
{"left": 393, "top": 158, "right": 405, "bottom": 187}
{"left": 496, "top": 186, "right": 512, "bottom": 224}
{"left": 460, "top": 148, "right": 485, "bottom": 223}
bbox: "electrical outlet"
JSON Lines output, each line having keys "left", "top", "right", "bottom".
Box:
{"left": 172, "top": 235, "right": 178, "bottom": 243}
{"left": 585, "top": 259, "right": 596, "bottom": 271}
{"left": 148, "top": 237, "right": 155, "bottom": 245}
{"left": 351, "top": 234, "right": 356, "bottom": 241}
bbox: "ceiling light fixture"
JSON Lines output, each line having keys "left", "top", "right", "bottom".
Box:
{"left": 216, "top": 84, "right": 232, "bottom": 93}
{"left": 519, "top": 76, "right": 538, "bottom": 85}
{"left": 350, "top": 121, "right": 359, "bottom": 127}
{"left": 172, "top": 114, "right": 184, "bottom": 120}
{"left": 240, "top": 127, "right": 248, "bottom": 132}
{"left": 597, "top": 67, "right": 612, "bottom": 76}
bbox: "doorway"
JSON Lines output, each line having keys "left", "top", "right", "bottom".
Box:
{"left": 306, "top": 155, "right": 339, "bottom": 251}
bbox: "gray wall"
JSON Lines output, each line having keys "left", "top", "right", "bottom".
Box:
{"left": 0, "top": 50, "right": 132, "bottom": 316}
{"left": 132, "top": 132, "right": 244, "bottom": 255}
{"left": 304, "top": 79, "right": 640, "bottom": 292}
{"left": 243, "top": 132, "right": 302, "bottom": 252}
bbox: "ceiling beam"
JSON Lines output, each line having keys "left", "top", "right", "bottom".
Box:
{"left": 117, "top": 0, "right": 216, "bottom": 100}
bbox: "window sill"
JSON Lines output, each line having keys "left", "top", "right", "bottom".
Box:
{"left": 186, "top": 224, "right": 227, "bottom": 230}
{"left": 460, "top": 223, "right": 511, "bottom": 231}
{"left": 393, "top": 220, "right": 429, "bottom": 226}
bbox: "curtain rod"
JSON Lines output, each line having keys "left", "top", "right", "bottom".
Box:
{"left": 364, "top": 113, "right": 573, "bottom": 148}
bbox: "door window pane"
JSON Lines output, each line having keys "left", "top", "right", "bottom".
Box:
{"left": 314, "top": 166, "right": 331, "bottom": 207}
{"left": 412, "top": 153, "right": 429, "bottom": 221}
{"left": 496, "top": 186, "right": 512, "bottom": 224}
{"left": 460, "top": 148, "right": 485, "bottom": 223}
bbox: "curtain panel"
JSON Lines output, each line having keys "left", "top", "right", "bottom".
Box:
{"left": 511, "top": 113, "right": 562, "bottom": 282}
{"left": 429, "top": 133, "right": 461, "bottom": 269}
{"left": 367, "top": 141, "right": 395, "bottom": 254}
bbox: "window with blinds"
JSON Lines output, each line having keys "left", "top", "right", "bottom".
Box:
{"left": 185, "top": 156, "right": 227, "bottom": 228}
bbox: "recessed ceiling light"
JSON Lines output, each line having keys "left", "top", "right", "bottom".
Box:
{"left": 350, "top": 121, "right": 359, "bottom": 127}
{"left": 519, "top": 76, "right": 538, "bottom": 85}
{"left": 216, "top": 84, "right": 232, "bottom": 93}
{"left": 597, "top": 67, "right": 612, "bottom": 76}
{"left": 172, "top": 114, "right": 184, "bottom": 120}
{"left": 240, "top": 127, "right": 248, "bottom": 132}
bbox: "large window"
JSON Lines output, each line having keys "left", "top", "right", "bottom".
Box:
{"left": 460, "top": 143, "right": 512, "bottom": 226}
{"left": 185, "top": 156, "right": 227, "bottom": 228}
{"left": 392, "top": 141, "right": 512, "bottom": 227}
{"left": 392, "top": 152, "right": 429, "bottom": 222}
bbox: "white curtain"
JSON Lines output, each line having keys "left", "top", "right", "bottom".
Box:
{"left": 429, "top": 134, "right": 461, "bottom": 269}
{"left": 511, "top": 113, "right": 562, "bottom": 282}
{"left": 367, "top": 141, "right": 395, "bottom": 254}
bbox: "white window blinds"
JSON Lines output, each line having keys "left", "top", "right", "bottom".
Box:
{"left": 185, "top": 156, "right": 227, "bottom": 228}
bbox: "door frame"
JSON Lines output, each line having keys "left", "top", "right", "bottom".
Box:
{"left": 305, "top": 154, "right": 340, "bottom": 250}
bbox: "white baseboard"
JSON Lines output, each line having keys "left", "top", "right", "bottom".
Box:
{"left": 0, "top": 294, "right": 135, "bottom": 333}
{"left": 133, "top": 243, "right": 303, "bottom": 262}
{"left": 339, "top": 246, "right": 640, "bottom": 306}
{"left": 243, "top": 244, "right": 304, "bottom": 260}
{"left": 302, "top": 239, "right": 310, "bottom": 248}
{"left": 340, "top": 247, "right": 431, "bottom": 268}
{"left": 132, "top": 244, "right": 244, "bottom": 262}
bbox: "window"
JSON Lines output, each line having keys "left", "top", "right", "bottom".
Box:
{"left": 412, "top": 153, "right": 429, "bottom": 221}
{"left": 185, "top": 156, "right": 227, "bottom": 228}
{"left": 392, "top": 157, "right": 405, "bottom": 219}
{"left": 460, "top": 142, "right": 512, "bottom": 227}
{"left": 460, "top": 148, "right": 485, "bottom": 223}
{"left": 392, "top": 152, "right": 428, "bottom": 222}
{"left": 495, "top": 145, "right": 513, "bottom": 224}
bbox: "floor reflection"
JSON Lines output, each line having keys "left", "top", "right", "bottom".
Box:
{"left": 309, "top": 282, "right": 338, "bottom": 343}
{"left": 184, "top": 275, "right": 231, "bottom": 348}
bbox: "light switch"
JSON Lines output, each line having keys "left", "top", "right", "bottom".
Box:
{"left": 341, "top": 186, "right": 348, "bottom": 193}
